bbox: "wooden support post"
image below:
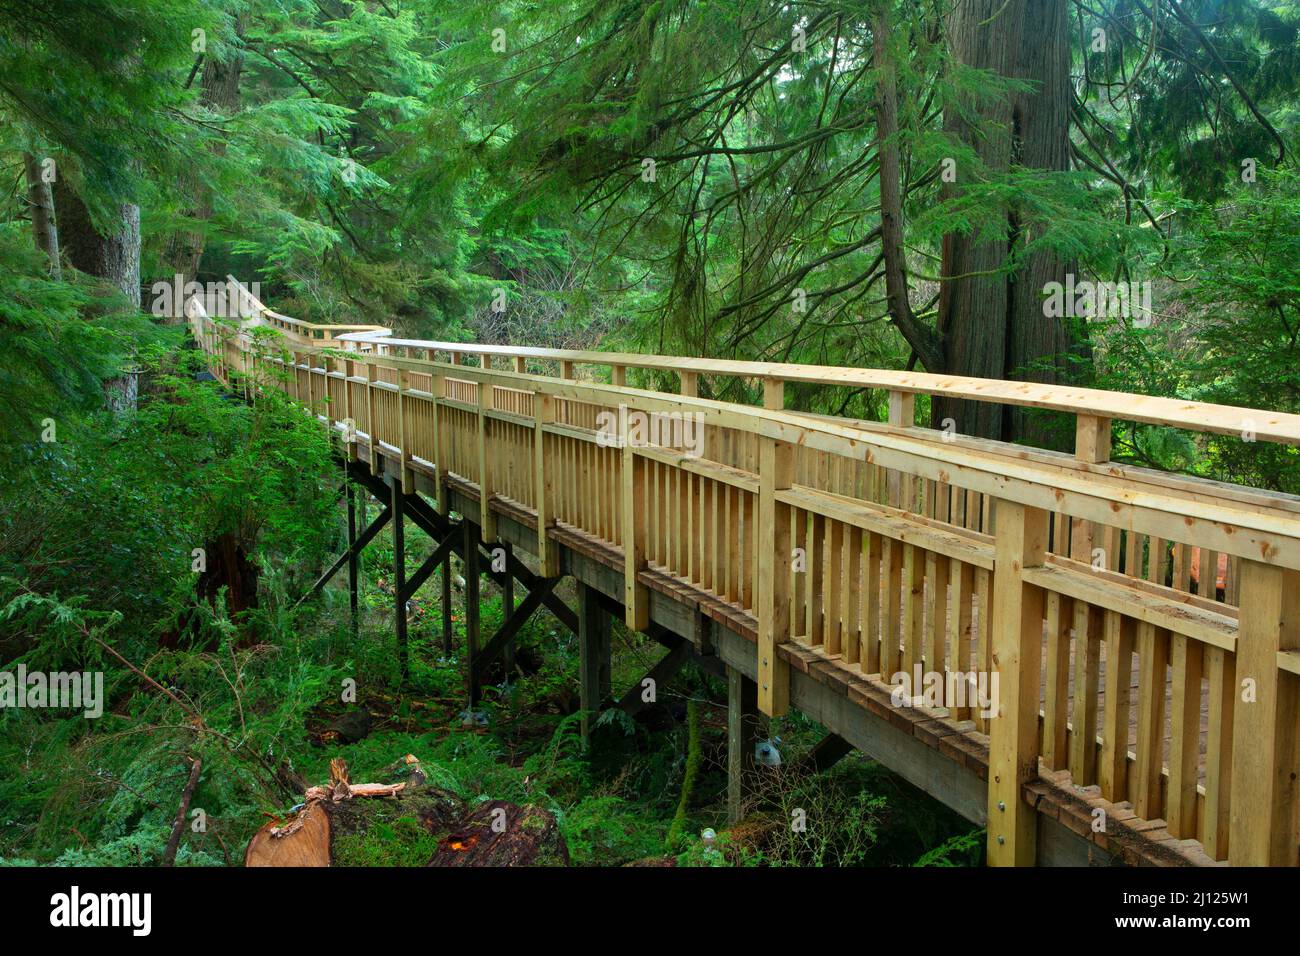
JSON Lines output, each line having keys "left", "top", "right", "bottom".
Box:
{"left": 679, "top": 370, "right": 698, "bottom": 397}
{"left": 534, "top": 392, "right": 560, "bottom": 577}
{"left": 986, "top": 499, "right": 1048, "bottom": 867}
{"left": 463, "top": 519, "right": 482, "bottom": 707}
{"left": 347, "top": 481, "right": 359, "bottom": 635}
{"left": 1229, "top": 561, "right": 1300, "bottom": 865}
{"left": 477, "top": 381, "right": 496, "bottom": 541}
{"left": 502, "top": 542, "right": 516, "bottom": 678}
{"left": 727, "top": 665, "right": 759, "bottom": 824}
{"left": 610, "top": 364, "right": 626, "bottom": 387}
{"left": 441, "top": 552, "right": 453, "bottom": 657}
{"left": 513, "top": 356, "right": 526, "bottom": 374}
{"left": 391, "top": 476, "right": 408, "bottom": 684}
{"left": 578, "top": 582, "right": 612, "bottom": 743}
{"left": 758, "top": 378, "right": 794, "bottom": 716}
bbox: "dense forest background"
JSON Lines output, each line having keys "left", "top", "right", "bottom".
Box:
{"left": 0, "top": 0, "right": 1296, "bottom": 866}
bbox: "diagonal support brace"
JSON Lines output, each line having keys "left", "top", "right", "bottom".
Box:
{"left": 470, "top": 576, "right": 561, "bottom": 679}
{"left": 301, "top": 504, "right": 392, "bottom": 603}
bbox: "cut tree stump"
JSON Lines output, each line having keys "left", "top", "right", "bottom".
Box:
{"left": 244, "top": 759, "right": 568, "bottom": 867}
{"left": 428, "top": 801, "right": 569, "bottom": 867}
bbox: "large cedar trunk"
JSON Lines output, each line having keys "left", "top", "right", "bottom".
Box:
{"left": 52, "top": 175, "right": 142, "bottom": 411}
{"left": 934, "top": 0, "right": 1072, "bottom": 443}
{"left": 52, "top": 178, "right": 141, "bottom": 308}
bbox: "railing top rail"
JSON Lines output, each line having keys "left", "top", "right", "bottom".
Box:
{"left": 332, "top": 329, "right": 1300, "bottom": 448}
{"left": 200, "top": 282, "right": 1300, "bottom": 447}
{"left": 222, "top": 277, "right": 387, "bottom": 335}
{"left": 252, "top": 337, "right": 1300, "bottom": 567}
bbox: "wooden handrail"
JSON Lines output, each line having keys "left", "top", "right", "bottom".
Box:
{"left": 333, "top": 330, "right": 1300, "bottom": 447}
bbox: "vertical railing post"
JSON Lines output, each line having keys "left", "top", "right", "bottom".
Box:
{"left": 365, "top": 360, "right": 378, "bottom": 475}
{"left": 1068, "top": 414, "right": 1111, "bottom": 783}
{"left": 534, "top": 392, "right": 560, "bottom": 578}
{"left": 680, "top": 371, "right": 698, "bottom": 397}
{"left": 306, "top": 350, "right": 317, "bottom": 423}
{"left": 477, "top": 379, "right": 496, "bottom": 541}
{"left": 887, "top": 389, "right": 914, "bottom": 509}
{"left": 431, "top": 368, "right": 445, "bottom": 510}
{"left": 1229, "top": 560, "right": 1300, "bottom": 865}
{"left": 987, "top": 498, "right": 1048, "bottom": 866}
{"left": 397, "top": 366, "right": 412, "bottom": 493}
{"left": 758, "top": 378, "right": 793, "bottom": 716}
{"left": 621, "top": 419, "right": 649, "bottom": 630}
{"left": 343, "top": 356, "right": 358, "bottom": 460}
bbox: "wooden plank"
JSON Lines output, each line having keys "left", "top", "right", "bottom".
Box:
{"left": 949, "top": 560, "right": 974, "bottom": 721}
{"left": 1102, "top": 613, "right": 1133, "bottom": 801}
{"left": 1202, "top": 646, "right": 1235, "bottom": 860}
{"left": 863, "top": 531, "right": 882, "bottom": 675}
{"left": 1025, "top": 561, "right": 1236, "bottom": 653}
{"left": 1133, "top": 622, "right": 1169, "bottom": 820}
{"left": 902, "top": 544, "right": 923, "bottom": 678}
{"left": 881, "top": 537, "right": 903, "bottom": 677}
{"left": 1167, "top": 633, "right": 1204, "bottom": 839}
{"left": 844, "top": 526, "right": 863, "bottom": 666}
{"left": 926, "top": 552, "right": 949, "bottom": 678}
{"left": 1042, "top": 591, "right": 1071, "bottom": 770}
{"left": 986, "top": 499, "right": 1048, "bottom": 867}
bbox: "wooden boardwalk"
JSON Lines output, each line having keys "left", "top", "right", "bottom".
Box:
{"left": 187, "top": 281, "right": 1300, "bottom": 867}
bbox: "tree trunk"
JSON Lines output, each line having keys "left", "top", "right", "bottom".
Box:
{"left": 52, "top": 177, "right": 141, "bottom": 308}
{"left": 934, "top": 0, "right": 1072, "bottom": 443}
{"left": 22, "top": 153, "right": 60, "bottom": 279}
{"left": 162, "top": 18, "right": 246, "bottom": 321}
